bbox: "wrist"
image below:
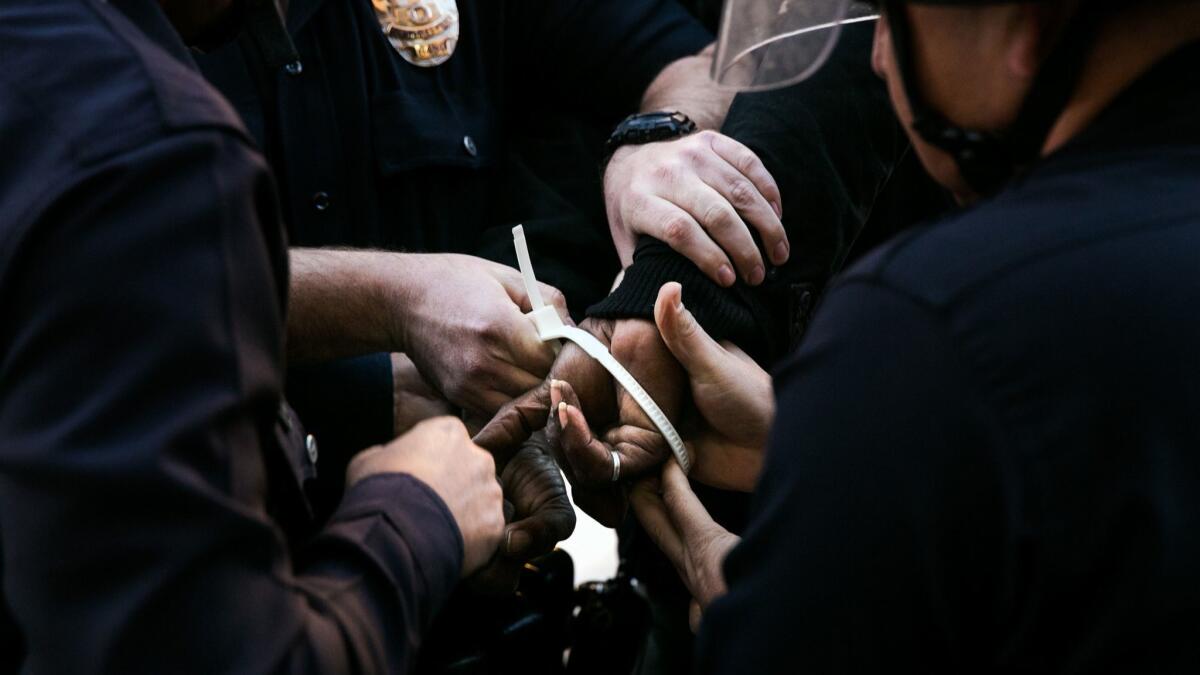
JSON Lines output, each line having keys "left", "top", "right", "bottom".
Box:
{"left": 375, "top": 251, "right": 432, "bottom": 356}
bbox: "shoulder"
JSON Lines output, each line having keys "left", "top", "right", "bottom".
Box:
{"left": 838, "top": 147, "right": 1200, "bottom": 312}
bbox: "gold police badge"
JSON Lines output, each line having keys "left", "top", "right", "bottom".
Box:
{"left": 371, "top": 0, "right": 459, "bottom": 67}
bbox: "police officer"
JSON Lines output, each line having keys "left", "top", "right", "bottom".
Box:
{"left": 0, "top": 1, "right": 507, "bottom": 671}
{"left": 194, "top": 0, "right": 720, "bottom": 460}
{"left": 625, "top": 0, "right": 1200, "bottom": 672}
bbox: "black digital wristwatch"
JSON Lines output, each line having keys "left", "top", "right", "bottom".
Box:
{"left": 604, "top": 111, "right": 697, "bottom": 158}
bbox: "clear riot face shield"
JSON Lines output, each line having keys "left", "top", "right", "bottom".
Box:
{"left": 712, "top": 0, "right": 879, "bottom": 92}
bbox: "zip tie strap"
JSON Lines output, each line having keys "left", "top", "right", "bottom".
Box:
{"left": 512, "top": 226, "right": 691, "bottom": 474}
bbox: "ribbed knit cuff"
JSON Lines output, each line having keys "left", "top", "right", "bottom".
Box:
{"left": 587, "top": 238, "right": 766, "bottom": 357}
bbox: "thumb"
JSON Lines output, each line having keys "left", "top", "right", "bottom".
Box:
{"left": 654, "top": 282, "right": 727, "bottom": 381}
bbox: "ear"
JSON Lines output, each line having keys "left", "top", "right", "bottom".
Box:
{"left": 871, "top": 12, "right": 891, "bottom": 80}
{"left": 1007, "top": 3, "right": 1070, "bottom": 80}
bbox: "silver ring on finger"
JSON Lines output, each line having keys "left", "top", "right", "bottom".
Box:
{"left": 610, "top": 450, "right": 621, "bottom": 483}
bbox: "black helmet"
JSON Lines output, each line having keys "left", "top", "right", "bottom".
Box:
{"left": 713, "top": 0, "right": 1104, "bottom": 195}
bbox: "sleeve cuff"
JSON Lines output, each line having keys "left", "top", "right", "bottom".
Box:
{"left": 587, "top": 238, "right": 766, "bottom": 356}
{"left": 327, "top": 473, "right": 464, "bottom": 617}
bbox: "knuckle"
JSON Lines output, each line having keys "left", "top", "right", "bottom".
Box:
{"left": 473, "top": 447, "right": 496, "bottom": 473}
{"left": 626, "top": 190, "right": 652, "bottom": 213}
{"left": 734, "top": 151, "right": 759, "bottom": 175}
{"left": 477, "top": 319, "right": 505, "bottom": 344}
{"left": 650, "top": 161, "right": 678, "bottom": 183}
{"left": 701, "top": 203, "right": 736, "bottom": 231}
{"left": 462, "top": 354, "right": 490, "bottom": 380}
{"left": 727, "top": 180, "right": 758, "bottom": 210}
{"left": 680, "top": 146, "right": 707, "bottom": 165}
{"left": 662, "top": 218, "right": 695, "bottom": 246}
{"left": 429, "top": 416, "right": 462, "bottom": 435}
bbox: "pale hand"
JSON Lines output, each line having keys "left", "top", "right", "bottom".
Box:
{"left": 346, "top": 417, "right": 505, "bottom": 577}
{"left": 390, "top": 352, "right": 455, "bottom": 436}
{"left": 393, "top": 254, "right": 570, "bottom": 416}
{"left": 654, "top": 282, "right": 774, "bottom": 492}
{"left": 630, "top": 459, "right": 740, "bottom": 632}
{"left": 604, "top": 131, "right": 788, "bottom": 287}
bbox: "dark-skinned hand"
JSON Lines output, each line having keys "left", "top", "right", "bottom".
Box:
{"left": 474, "top": 317, "right": 686, "bottom": 527}
{"left": 470, "top": 431, "right": 576, "bottom": 594}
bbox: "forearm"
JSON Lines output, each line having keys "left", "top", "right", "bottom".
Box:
{"left": 287, "top": 248, "right": 409, "bottom": 363}
{"left": 595, "top": 23, "right": 913, "bottom": 366}
{"left": 640, "top": 45, "right": 733, "bottom": 130}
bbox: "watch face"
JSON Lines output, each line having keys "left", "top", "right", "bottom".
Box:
{"left": 372, "top": 0, "right": 460, "bottom": 67}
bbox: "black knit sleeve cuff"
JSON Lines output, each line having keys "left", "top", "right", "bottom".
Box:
{"left": 587, "top": 238, "right": 767, "bottom": 357}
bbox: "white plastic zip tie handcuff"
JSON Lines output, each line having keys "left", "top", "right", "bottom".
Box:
{"left": 512, "top": 226, "right": 691, "bottom": 475}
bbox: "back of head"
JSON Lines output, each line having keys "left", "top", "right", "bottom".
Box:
{"left": 713, "top": 0, "right": 1200, "bottom": 200}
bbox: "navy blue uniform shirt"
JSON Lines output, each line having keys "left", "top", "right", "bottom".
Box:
{"left": 0, "top": 1, "right": 463, "bottom": 672}
{"left": 698, "top": 41, "right": 1200, "bottom": 673}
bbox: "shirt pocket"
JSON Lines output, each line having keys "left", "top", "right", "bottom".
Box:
{"left": 370, "top": 87, "right": 500, "bottom": 174}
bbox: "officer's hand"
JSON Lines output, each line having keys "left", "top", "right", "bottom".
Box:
{"left": 347, "top": 417, "right": 505, "bottom": 577}
{"left": 396, "top": 254, "right": 570, "bottom": 416}
{"left": 470, "top": 433, "right": 577, "bottom": 594}
{"left": 630, "top": 459, "right": 739, "bottom": 633}
{"left": 389, "top": 352, "right": 456, "bottom": 436}
{"left": 604, "top": 131, "right": 788, "bottom": 287}
{"left": 654, "top": 283, "right": 773, "bottom": 491}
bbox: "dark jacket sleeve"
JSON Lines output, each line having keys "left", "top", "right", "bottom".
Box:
{"left": 695, "top": 279, "right": 1005, "bottom": 673}
{"left": 588, "top": 21, "right": 912, "bottom": 363}
{"left": 0, "top": 130, "right": 461, "bottom": 674}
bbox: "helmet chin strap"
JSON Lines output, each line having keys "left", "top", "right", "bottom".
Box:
{"left": 883, "top": 1, "right": 1099, "bottom": 197}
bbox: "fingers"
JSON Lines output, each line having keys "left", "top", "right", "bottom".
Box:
{"left": 484, "top": 357, "right": 547, "bottom": 401}
{"left": 629, "top": 196, "right": 737, "bottom": 287}
{"left": 606, "top": 425, "right": 673, "bottom": 481}
{"left": 501, "top": 305, "right": 557, "bottom": 376}
{"left": 653, "top": 282, "right": 727, "bottom": 383}
{"left": 707, "top": 133, "right": 789, "bottom": 266}
{"left": 457, "top": 439, "right": 506, "bottom": 577}
{"left": 492, "top": 258, "right": 572, "bottom": 323}
{"left": 499, "top": 441, "right": 577, "bottom": 559}
{"left": 545, "top": 380, "right": 623, "bottom": 532}
{"left": 630, "top": 478, "right": 686, "bottom": 565}
{"left": 557, "top": 401, "right": 617, "bottom": 485}
{"left": 686, "top": 433, "right": 764, "bottom": 493}
{"left": 538, "top": 282, "right": 572, "bottom": 325}
{"left": 668, "top": 180, "right": 766, "bottom": 285}
{"left": 659, "top": 458, "right": 715, "bottom": 537}
{"left": 504, "top": 504, "right": 577, "bottom": 560}
{"left": 472, "top": 381, "right": 550, "bottom": 463}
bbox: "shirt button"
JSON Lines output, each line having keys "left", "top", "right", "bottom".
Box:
{"left": 284, "top": 60, "right": 304, "bottom": 77}
{"left": 312, "top": 191, "right": 331, "bottom": 212}
{"left": 462, "top": 135, "right": 478, "bottom": 157}
{"left": 305, "top": 434, "right": 319, "bottom": 465}
{"left": 766, "top": 266, "right": 780, "bottom": 282}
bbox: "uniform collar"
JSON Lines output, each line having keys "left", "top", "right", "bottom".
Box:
{"left": 106, "top": 0, "right": 197, "bottom": 66}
